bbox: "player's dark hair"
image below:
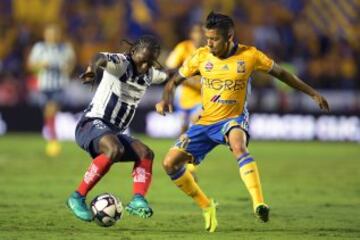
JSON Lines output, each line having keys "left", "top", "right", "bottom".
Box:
{"left": 205, "top": 11, "right": 234, "bottom": 38}
{"left": 121, "top": 35, "right": 162, "bottom": 68}
{"left": 133, "top": 35, "right": 161, "bottom": 56}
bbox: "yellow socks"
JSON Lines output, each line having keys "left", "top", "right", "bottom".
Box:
{"left": 170, "top": 166, "right": 210, "bottom": 209}
{"left": 237, "top": 153, "right": 265, "bottom": 211}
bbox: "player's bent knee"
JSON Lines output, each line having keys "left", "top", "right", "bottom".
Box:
{"left": 162, "top": 157, "right": 174, "bottom": 173}
{"left": 162, "top": 149, "right": 189, "bottom": 174}
{"left": 231, "top": 144, "right": 247, "bottom": 156}
{"left": 141, "top": 147, "right": 154, "bottom": 160}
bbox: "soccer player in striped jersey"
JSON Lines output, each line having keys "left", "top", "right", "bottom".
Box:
{"left": 66, "top": 35, "right": 168, "bottom": 221}
{"left": 156, "top": 12, "right": 330, "bottom": 232}
{"left": 28, "top": 24, "right": 75, "bottom": 157}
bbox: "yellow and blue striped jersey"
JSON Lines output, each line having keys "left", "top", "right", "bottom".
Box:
{"left": 166, "top": 40, "right": 201, "bottom": 109}
{"left": 179, "top": 44, "right": 274, "bottom": 125}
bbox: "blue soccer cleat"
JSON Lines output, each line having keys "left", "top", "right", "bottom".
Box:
{"left": 125, "top": 194, "right": 153, "bottom": 218}
{"left": 66, "top": 191, "right": 93, "bottom": 222}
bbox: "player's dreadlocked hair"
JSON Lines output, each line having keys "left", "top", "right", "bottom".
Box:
{"left": 206, "top": 11, "right": 234, "bottom": 38}
{"left": 121, "top": 35, "right": 162, "bottom": 67}
{"left": 121, "top": 35, "right": 160, "bottom": 57}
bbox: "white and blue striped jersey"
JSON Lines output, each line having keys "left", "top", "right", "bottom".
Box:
{"left": 28, "top": 42, "right": 75, "bottom": 91}
{"left": 85, "top": 53, "right": 168, "bottom": 132}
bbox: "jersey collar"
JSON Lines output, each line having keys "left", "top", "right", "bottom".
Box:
{"left": 225, "top": 41, "right": 238, "bottom": 58}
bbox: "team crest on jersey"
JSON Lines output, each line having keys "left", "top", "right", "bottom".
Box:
{"left": 205, "top": 61, "right": 214, "bottom": 72}
{"left": 237, "top": 60, "right": 246, "bottom": 73}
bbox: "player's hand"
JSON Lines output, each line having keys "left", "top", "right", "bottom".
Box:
{"left": 155, "top": 100, "right": 173, "bottom": 116}
{"left": 79, "top": 66, "right": 96, "bottom": 84}
{"left": 312, "top": 93, "right": 330, "bottom": 112}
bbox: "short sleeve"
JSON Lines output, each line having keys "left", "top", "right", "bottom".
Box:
{"left": 254, "top": 48, "right": 274, "bottom": 72}
{"left": 100, "top": 52, "right": 127, "bottom": 77}
{"left": 165, "top": 43, "right": 186, "bottom": 69}
{"left": 28, "top": 42, "right": 43, "bottom": 64}
{"left": 178, "top": 49, "right": 201, "bottom": 78}
{"left": 151, "top": 68, "right": 168, "bottom": 84}
{"left": 65, "top": 43, "right": 76, "bottom": 61}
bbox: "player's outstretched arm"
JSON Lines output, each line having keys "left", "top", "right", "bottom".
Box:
{"left": 79, "top": 53, "right": 107, "bottom": 84}
{"left": 156, "top": 72, "right": 186, "bottom": 116}
{"left": 269, "top": 63, "right": 330, "bottom": 112}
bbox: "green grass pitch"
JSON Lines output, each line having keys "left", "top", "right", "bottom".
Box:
{"left": 0, "top": 134, "right": 359, "bottom": 240}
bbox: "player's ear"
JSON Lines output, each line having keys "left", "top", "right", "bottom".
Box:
{"left": 227, "top": 29, "right": 234, "bottom": 42}
{"left": 130, "top": 46, "right": 136, "bottom": 56}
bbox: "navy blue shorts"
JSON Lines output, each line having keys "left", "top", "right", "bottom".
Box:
{"left": 75, "top": 117, "right": 138, "bottom": 160}
{"left": 173, "top": 114, "right": 250, "bottom": 165}
{"left": 38, "top": 90, "right": 65, "bottom": 106}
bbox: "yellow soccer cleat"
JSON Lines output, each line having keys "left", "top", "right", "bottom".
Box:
{"left": 202, "top": 199, "right": 218, "bottom": 233}
{"left": 46, "top": 140, "right": 61, "bottom": 157}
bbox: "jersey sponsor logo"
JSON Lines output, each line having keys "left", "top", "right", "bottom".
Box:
{"left": 210, "top": 94, "right": 221, "bottom": 102}
{"left": 106, "top": 53, "right": 121, "bottom": 64}
{"left": 205, "top": 61, "right": 214, "bottom": 72}
{"left": 119, "top": 72, "right": 148, "bottom": 86}
{"left": 203, "top": 78, "right": 246, "bottom": 91}
{"left": 210, "top": 95, "right": 237, "bottom": 105}
{"left": 237, "top": 60, "right": 246, "bottom": 73}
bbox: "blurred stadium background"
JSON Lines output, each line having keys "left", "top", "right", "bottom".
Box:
{"left": 1, "top": 1, "right": 360, "bottom": 240}
{"left": 0, "top": 0, "right": 359, "bottom": 141}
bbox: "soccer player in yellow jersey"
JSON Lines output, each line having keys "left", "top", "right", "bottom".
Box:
{"left": 166, "top": 23, "right": 204, "bottom": 178}
{"left": 165, "top": 23, "right": 204, "bottom": 134}
{"left": 156, "top": 12, "right": 330, "bottom": 233}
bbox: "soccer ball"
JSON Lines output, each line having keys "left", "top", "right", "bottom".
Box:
{"left": 90, "top": 193, "right": 123, "bottom": 227}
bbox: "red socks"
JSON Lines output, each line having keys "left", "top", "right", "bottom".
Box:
{"left": 45, "top": 116, "right": 57, "bottom": 140}
{"left": 132, "top": 158, "right": 153, "bottom": 196}
{"left": 76, "top": 155, "right": 153, "bottom": 197}
{"left": 77, "top": 154, "right": 113, "bottom": 196}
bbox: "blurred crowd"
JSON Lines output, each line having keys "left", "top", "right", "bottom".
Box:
{"left": 0, "top": 0, "right": 359, "bottom": 106}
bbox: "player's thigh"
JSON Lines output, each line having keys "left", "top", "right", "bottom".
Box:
{"left": 98, "top": 134, "right": 125, "bottom": 161}
{"left": 115, "top": 134, "right": 154, "bottom": 162}
{"left": 172, "top": 125, "right": 217, "bottom": 166}
{"left": 43, "top": 91, "right": 63, "bottom": 115}
{"left": 75, "top": 118, "right": 123, "bottom": 159}
{"left": 227, "top": 127, "right": 248, "bottom": 157}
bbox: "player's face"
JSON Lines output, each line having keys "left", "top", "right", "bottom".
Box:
{"left": 132, "top": 48, "right": 158, "bottom": 75}
{"left": 44, "top": 26, "right": 61, "bottom": 44}
{"left": 205, "top": 28, "right": 230, "bottom": 57}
